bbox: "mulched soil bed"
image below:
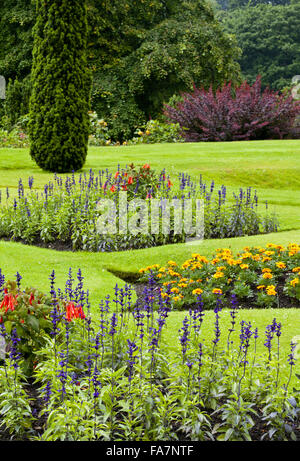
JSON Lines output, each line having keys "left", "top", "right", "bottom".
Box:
{"left": 133, "top": 280, "right": 300, "bottom": 310}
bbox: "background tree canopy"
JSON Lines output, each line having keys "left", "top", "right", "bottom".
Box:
{"left": 1, "top": 0, "right": 299, "bottom": 140}
{"left": 220, "top": 1, "right": 300, "bottom": 90}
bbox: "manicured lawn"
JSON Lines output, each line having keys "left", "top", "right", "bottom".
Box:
{"left": 1, "top": 140, "right": 300, "bottom": 303}
{"left": 0, "top": 141, "right": 299, "bottom": 382}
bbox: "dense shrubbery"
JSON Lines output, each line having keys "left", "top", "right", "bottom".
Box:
{"left": 139, "top": 244, "right": 300, "bottom": 310}
{"left": 0, "top": 269, "right": 299, "bottom": 441}
{"left": 0, "top": 167, "right": 278, "bottom": 252}
{"left": 128, "top": 120, "right": 183, "bottom": 145}
{"left": 164, "top": 77, "right": 300, "bottom": 142}
{"left": 0, "top": 127, "right": 29, "bottom": 148}
{"left": 88, "top": 115, "right": 183, "bottom": 147}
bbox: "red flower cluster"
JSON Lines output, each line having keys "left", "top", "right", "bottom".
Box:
{"left": 0, "top": 289, "right": 18, "bottom": 313}
{"left": 65, "top": 302, "right": 85, "bottom": 322}
{"left": 0, "top": 290, "right": 18, "bottom": 323}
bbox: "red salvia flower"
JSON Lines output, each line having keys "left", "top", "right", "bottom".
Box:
{"left": 0, "top": 291, "right": 18, "bottom": 313}
{"left": 65, "top": 302, "right": 85, "bottom": 322}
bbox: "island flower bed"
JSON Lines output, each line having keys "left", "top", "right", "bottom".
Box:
{"left": 138, "top": 243, "right": 300, "bottom": 310}
{"left": 0, "top": 165, "right": 278, "bottom": 252}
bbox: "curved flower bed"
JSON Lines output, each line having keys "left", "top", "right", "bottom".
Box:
{"left": 138, "top": 243, "right": 300, "bottom": 310}
{"left": 0, "top": 165, "right": 278, "bottom": 252}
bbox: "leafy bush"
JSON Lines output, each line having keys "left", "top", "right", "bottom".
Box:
{"left": 164, "top": 76, "right": 300, "bottom": 142}
{"left": 128, "top": 119, "right": 183, "bottom": 144}
{"left": 88, "top": 111, "right": 111, "bottom": 147}
{"left": 0, "top": 128, "right": 29, "bottom": 148}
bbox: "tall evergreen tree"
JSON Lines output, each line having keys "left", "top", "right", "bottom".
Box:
{"left": 28, "top": 0, "right": 91, "bottom": 173}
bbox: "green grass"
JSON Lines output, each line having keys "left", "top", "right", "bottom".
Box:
{"left": 0, "top": 141, "right": 300, "bottom": 379}
{"left": 1, "top": 140, "right": 300, "bottom": 301}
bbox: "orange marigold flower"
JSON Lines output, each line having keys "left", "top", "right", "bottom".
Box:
{"left": 212, "top": 288, "right": 222, "bottom": 295}
{"left": 192, "top": 288, "right": 203, "bottom": 295}
{"left": 276, "top": 262, "right": 286, "bottom": 269}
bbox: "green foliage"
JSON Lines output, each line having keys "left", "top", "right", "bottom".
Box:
{"left": 0, "top": 0, "right": 34, "bottom": 82}
{"left": 129, "top": 119, "right": 183, "bottom": 145}
{"left": 93, "top": 0, "right": 241, "bottom": 140}
{"left": 3, "top": 77, "right": 31, "bottom": 129}
{"left": 0, "top": 280, "right": 53, "bottom": 374}
{"left": 0, "top": 0, "right": 241, "bottom": 143}
{"left": 221, "top": 2, "right": 300, "bottom": 90}
{"left": 0, "top": 127, "right": 29, "bottom": 148}
{"left": 28, "top": 0, "right": 92, "bottom": 173}
{"left": 88, "top": 111, "right": 111, "bottom": 146}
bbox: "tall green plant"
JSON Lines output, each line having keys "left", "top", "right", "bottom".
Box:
{"left": 28, "top": 0, "right": 91, "bottom": 173}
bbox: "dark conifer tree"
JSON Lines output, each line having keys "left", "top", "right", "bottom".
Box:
{"left": 28, "top": 0, "right": 91, "bottom": 173}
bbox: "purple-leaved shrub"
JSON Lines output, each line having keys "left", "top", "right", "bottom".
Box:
{"left": 164, "top": 76, "right": 300, "bottom": 142}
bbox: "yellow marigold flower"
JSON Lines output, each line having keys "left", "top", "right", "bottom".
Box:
{"left": 212, "top": 288, "right": 222, "bottom": 295}
{"left": 253, "top": 255, "right": 261, "bottom": 261}
{"left": 290, "top": 278, "right": 299, "bottom": 287}
{"left": 276, "top": 262, "right": 286, "bottom": 269}
{"left": 257, "top": 285, "right": 265, "bottom": 290}
{"left": 172, "top": 296, "right": 181, "bottom": 302}
{"left": 139, "top": 268, "right": 145, "bottom": 273}
{"left": 170, "top": 287, "right": 180, "bottom": 294}
{"left": 196, "top": 279, "right": 203, "bottom": 283}
{"left": 213, "top": 272, "right": 224, "bottom": 279}
{"left": 161, "top": 293, "right": 170, "bottom": 299}
{"left": 211, "top": 258, "right": 220, "bottom": 265}
{"left": 167, "top": 261, "right": 177, "bottom": 267}
{"left": 182, "top": 262, "right": 191, "bottom": 269}
{"left": 266, "top": 285, "right": 277, "bottom": 296}
{"left": 241, "top": 252, "right": 253, "bottom": 259}
{"left": 156, "top": 273, "right": 163, "bottom": 278}
{"left": 263, "top": 272, "right": 273, "bottom": 279}
{"left": 178, "top": 283, "right": 188, "bottom": 288}
{"left": 292, "top": 267, "right": 300, "bottom": 273}
{"left": 158, "top": 267, "right": 166, "bottom": 272}
{"left": 264, "top": 251, "right": 275, "bottom": 256}
{"left": 163, "top": 282, "right": 171, "bottom": 286}
{"left": 192, "top": 288, "right": 203, "bottom": 295}
{"left": 240, "top": 264, "right": 249, "bottom": 270}
{"left": 262, "top": 268, "right": 272, "bottom": 273}
{"left": 226, "top": 258, "right": 236, "bottom": 266}
{"left": 262, "top": 257, "right": 272, "bottom": 262}
{"left": 179, "top": 278, "right": 188, "bottom": 283}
